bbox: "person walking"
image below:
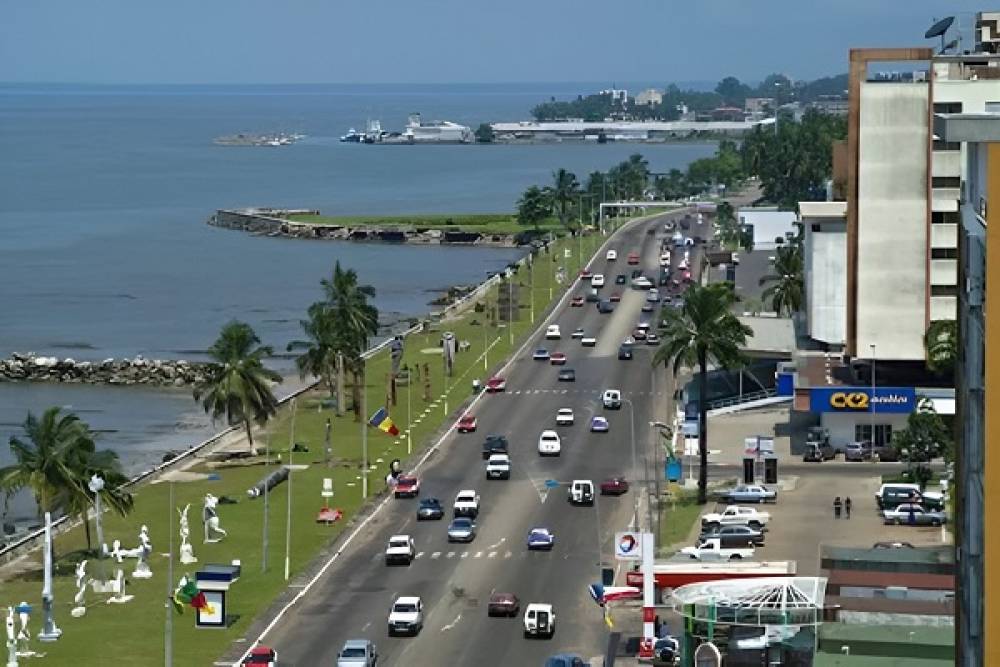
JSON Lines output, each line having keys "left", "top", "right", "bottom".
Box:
{"left": 833, "top": 496, "right": 843, "bottom": 519}
{"left": 844, "top": 497, "right": 852, "bottom": 519}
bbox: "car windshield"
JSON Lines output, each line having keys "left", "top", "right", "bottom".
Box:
{"left": 389, "top": 539, "right": 408, "bottom": 547}
{"left": 420, "top": 499, "right": 439, "bottom": 507}
{"left": 340, "top": 648, "right": 367, "bottom": 657}
{"left": 452, "top": 519, "right": 472, "bottom": 528}
{"left": 393, "top": 603, "right": 417, "bottom": 613}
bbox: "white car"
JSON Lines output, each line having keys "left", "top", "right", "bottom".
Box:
{"left": 538, "top": 430, "right": 561, "bottom": 456}
{"left": 602, "top": 389, "right": 622, "bottom": 409}
{"left": 385, "top": 534, "right": 415, "bottom": 566}
{"left": 523, "top": 603, "right": 555, "bottom": 638}
{"left": 485, "top": 453, "right": 511, "bottom": 480}
{"left": 545, "top": 324, "right": 561, "bottom": 340}
{"left": 632, "top": 276, "right": 653, "bottom": 289}
{"left": 387, "top": 596, "right": 424, "bottom": 636}
{"left": 591, "top": 274, "right": 605, "bottom": 288}
{"left": 701, "top": 505, "right": 771, "bottom": 530}
{"left": 659, "top": 252, "right": 671, "bottom": 266}
{"left": 571, "top": 327, "right": 585, "bottom": 339}
{"left": 581, "top": 335, "right": 597, "bottom": 347}
{"left": 555, "top": 407, "right": 574, "bottom": 426}
{"left": 646, "top": 289, "right": 660, "bottom": 303}
{"left": 453, "top": 489, "right": 480, "bottom": 517}
{"left": 606, "top": 249, "right": 618, "bottom": 261}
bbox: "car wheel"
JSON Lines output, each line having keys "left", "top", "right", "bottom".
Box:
{"left": 387, "top": 627, "right": 394, "bottom": 636}
{"left": 896, "top": 518, "right": 903, "bottom": 525}
{"left": 524, "top": 631, "right": 531, "bottom": 639}
{"left": 730, "top": 554, "right": 742, "bottom": 560}
{"left": 749, "top": 522, "right": 762, "bottom": 530}
{"left": 932, "top": 519, "right": 942, "bottom": 526}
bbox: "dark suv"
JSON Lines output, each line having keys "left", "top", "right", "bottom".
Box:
{"left": 482, "top": 434, "right": 508, "bottom": 460}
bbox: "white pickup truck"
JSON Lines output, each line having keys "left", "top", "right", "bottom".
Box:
{"left": 384, "top": 534, "right": 415, "bottom": 566}
{"left": 523, "top": 603, "right": 555, "bottom": 639}
{"left": 681, "top": 537, "right": 755, "bottom": 561}
{"left": 701, "top": 505, "right": 770, "bottom": 530}
{"left": 453, "top": 489, "right": 480, "bottom": 518}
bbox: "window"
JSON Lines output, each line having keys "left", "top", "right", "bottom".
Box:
{"left": 931, "top": 284, "right": 958, "bottom": 297}
{"left": 933, "top": 139, "right": 961, "bottom": 151}
{"left": 932, "top": 176, "right": 961, "bottom": 189}
{"left": 932, "top": 211, "right": 960, "bottom": 225}
{"left": 933, "top": 102, "right": 963, "bottom": 114}
{"left": 855, "top": 424, "right": 894, "bottom": 447}
{"left": 931, "top": 247, "right": 958, "bottom": 259}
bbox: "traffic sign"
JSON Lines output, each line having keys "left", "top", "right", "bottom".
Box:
{"left": 544, "top": 479, "right": 560, "bottom": 489}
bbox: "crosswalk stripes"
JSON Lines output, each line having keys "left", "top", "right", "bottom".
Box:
{"left": 416, "top": 552, "right": 424, "bottom": 559}
{"left": 461, "top": 552, "right": 469, "bottom": 559}
{"left": 375, "top": 549, "right": 523, "bottom": 562}
{"left": 488, "top": 551, "right": 497, "bottom": 558}
{"left": 446, "top": 552, "right": 455, "bottom": 558}
{"left": 431, "top": 552, "right": 441, "bottom": 559}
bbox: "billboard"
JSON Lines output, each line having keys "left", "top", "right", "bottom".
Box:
{"left": 809, "top": 387, "right": 916, "bottom": 414}
{"left": 614, "top": 531, "right": 644, "bottom": 561}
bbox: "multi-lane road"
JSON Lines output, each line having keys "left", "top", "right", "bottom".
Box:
{"left": 263, "top": 213, "right": 682, "bottom": 666}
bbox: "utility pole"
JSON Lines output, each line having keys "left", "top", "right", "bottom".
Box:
{"left": 284, "top": 399, "right": 296, "bottom": 582}
{"left": 262, "top": 429, "right": 270, "bottom": 572}
{"left": 164, "top": 479, "right": 174, "bottom": 667}
{"left": 362, "top": 362, "right": 369, "bottom": 498}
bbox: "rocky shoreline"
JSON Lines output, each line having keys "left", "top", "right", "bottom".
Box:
{"left": 0, "top": 353, "right": 211, "bottom": 386}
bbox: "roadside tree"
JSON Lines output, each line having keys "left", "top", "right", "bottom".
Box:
{"left": 194, "top": 321, "right": 282, "bottom": 455}
{"left": 653, "top": 283, "right": 752, "bottom": 504}
{"left": 517, "top": 185, "right": 552, "bottom": 231}
{"left": 474, "top": 123, "right": 495, "bottom": 143}
{"left": 547, "top": 169, "right": 580, "bottom": 230}
{"left": 924, "top": 319, "right": 957, "bottom": 377}
{"left": 759, "top": 244, "right": 804, "bottom": 315}
{"left": 892, "top": 403, "right": 952, "bottom": 488}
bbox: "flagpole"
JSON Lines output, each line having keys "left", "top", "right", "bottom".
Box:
{"left": 164, "top": 479, "right": 174, "bottom": 667}
{"left": 284, "top": 399, "right": 296, "bottom": 581}
{"left": 362, "top": 360, "right": 368, "bottom": 499}
{"left": 262, "top": 429, "right": 270, "bottom": 572}
{"left": 406, "top": 380, "right": 412, "bottom": 455}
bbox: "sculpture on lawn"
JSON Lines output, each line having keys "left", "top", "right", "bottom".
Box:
{"left": 132, "top": 525, "right": 152, "bottom": 579}
{"left": 203, "top": 494, "right": 227, "bottom": 543}
{"left": 106, "top": 570, "right": 133, "bottom": 605}
{"left": 178, "top": 504, "right": 198, "bottom": 565}
{"left": 5, "top": 607, "right": 16, "bottom": 666}
{"left": 71, "top": 561, "right": 91, "bottom": 618}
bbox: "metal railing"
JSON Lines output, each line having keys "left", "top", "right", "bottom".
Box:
{"left": 705, "top": 388, "right": 777, "bottom": 411}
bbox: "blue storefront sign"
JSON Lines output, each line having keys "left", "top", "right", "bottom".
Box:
{"left": 809, "top": 387, "right": 916, "bottom": 414}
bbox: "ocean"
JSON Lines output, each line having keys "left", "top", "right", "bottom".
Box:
{"left": 0, "top": 83, "right": 714, "bottom": 503}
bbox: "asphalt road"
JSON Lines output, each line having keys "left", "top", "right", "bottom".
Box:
{"left": 262, "top": 214, "right": 681, "bottom": 666}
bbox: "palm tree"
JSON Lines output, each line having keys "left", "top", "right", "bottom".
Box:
{"left": 321, "top": 262, "right": 379, "bottom": 421}
{"left": 193, "top": 321, "right": 282, "bottom": 455}
{"left": 516, "top": 185, "right": 552, "bottom": 231}
{"left": 0, "top": 407, "right": 133, "bottom": 551}
{"left": 547, "top": 169, "right": 580, "bottom": 230}
{"left": 924, "top": 319, "right": 957, "bottom": 376}
{"left": 759, "top": 244, "right": 804, "bottom": 316}
{"left": 288, "top": 302, "right": 341, "bottom": 402}
{"left": 653, "top": 283, "right": 752, "bottom": 504}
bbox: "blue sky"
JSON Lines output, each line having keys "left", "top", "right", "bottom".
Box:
{"left": 0, "top": 0, "right": 986, "bottom": 84}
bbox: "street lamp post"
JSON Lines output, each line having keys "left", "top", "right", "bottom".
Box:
{"left": 283, "top": 399, "right": 296, "bottom": 582}
{"left": 361, "top": 359, "right": 369, "bottom": 498}
{"left": 262, "top": 430, "right": 270, "bottom": 572}
{"left": 164, "top": 478, "right": 173, "bottom": 667}
{"left": 406, "top": 378, "right": 412, "bottom": 455}
{"left": 622, "top": 397, "right": 640, "bottom": 531}
{"left": 870, "top": 343, "right": 877, "bottom": 455}
{"left": 507, "top": 278, "right": 514, "bottom": 345}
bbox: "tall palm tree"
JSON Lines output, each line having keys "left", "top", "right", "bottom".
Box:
{"left": 547, "top": 168, "right": 580, "bottom": 230}
{"left": 321, "top": 262, "right": 379, "bottom": 421}
{"left": 924, "top": 319, "right": 958, "bottom": 376}
{"left": 653, "top": 283, "right": 752, "bottom": 504}
{"left": 759, "top": 244, "right": 804, "bottom": 316}
{"left": 194, "top": 321, "right": 282, "bottom": 455}
{"left": 288, "top": 302, "right": 341, "bottom": 402}
{"left": 0, "top": 407, "right": 133, "bottom": 551}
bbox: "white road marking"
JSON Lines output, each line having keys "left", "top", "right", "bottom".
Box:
{"left": 504, "top": 551, "right": 513, "bottom": 558}
{"left": 415, "top": 552, "right": 424, "bottom": 559}
{"left": 474, "top": 551, "right": 483, "bottom": 558}
{"left": 487, "top": 537, "right": 506, "bottom": 550}
{"left": 362, "top": 621, "right": 371, "bottom": 632}
{"left": 441, "top": 614, "right": 462, "bottom": 632}
{"left": 431, "top": 552, "right": 441, "bottom": 559}
{"left": 461, "top": 552, "right": 469, "bottom": 559}
{"left": 446, "top": 552, "right": 456, "bottom": 558}
{"left": 488, "top": 551, "right": 497, "bottom": 559}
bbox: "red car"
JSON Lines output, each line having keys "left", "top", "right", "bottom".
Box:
{"left": 579, "top": 268, "right": 592, "bottom": 279}
{"left": 600, "top": 477, "right": 630, "bottom": 496}
{"left": 487, "top": 592, "right": 521, "bottom": 617}
{"left": 571, "top": 296, "right": 585, "bottom": 307}
{"left": 457, "top": 414, "right": 477, "bottom": 433}
{"left": 485, "top": 376, "right": 507, "bottom": 392}
{"left": 632, "top": 328, "right": 647, "bottom": 341}
{"left": 627, "top": 252, "right": 640, "bottom": 265}
{"left": 609, "top": 292, "right": 622, "bottom": 302}
{"left": 394, "top": 475, "right": 420, "bottom": 498}
{"left": 242, "top": 646, "right": 277, "bottom": 666}
{"left": 549, "top": 352, "right": 567, "bottom": 365}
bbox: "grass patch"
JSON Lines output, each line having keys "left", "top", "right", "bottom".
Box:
{"left": 286, "top": 212, "right": 566, "bottom": 235}
{"left": 0, "top": 220, "right": 628, "bottom": 664}
{"left": 656, "top": 489, "right": 703, "bottom": 553}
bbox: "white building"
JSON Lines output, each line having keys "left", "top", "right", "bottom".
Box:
{"left": 403, "top": 113, "right": 474, "bottom": 143}
{"left": 737, "top": 207, "right": 797, "bottom": 249}
{"left": 634, "top": 88, "right": 663, "bottom": 107}
{"left": 800, "top": 201, "right": 847, "bottom": 348}
{"left": 599, "top": 88, "right": 628, "bottom": 105}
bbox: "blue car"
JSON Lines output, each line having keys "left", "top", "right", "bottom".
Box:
{"left": 545, "top": 655, "right": 585, "bottom": 667}
{"left": 527, "top": 527, "right": 555, "bottom": 550}
{"left": 590, "top": 416, "right": 609, "bottom": 433}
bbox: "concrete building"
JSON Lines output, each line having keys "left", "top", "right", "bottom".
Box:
{"left": 744, "top": 97, "right": 775, "bottom": 117}
{"left": 800, "top": 201, "right": 847, "bottom": 347}
{"left": 598, "top": 88, "right": 628, "bottom": 105}
{"left": 935, "top": 109, "right": 1000, "bottom": 667}
{"left": 634, "top": 88, "right": 663, "bottom": 107}
{"left": 737, "top": 207, "right": 797, "bottom": 250}
{"left": 842, "top": 47, "right": 1000, "bottom": 362}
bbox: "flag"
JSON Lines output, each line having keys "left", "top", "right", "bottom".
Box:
{"left": 172, "top": 575, "right": 215, "bottom": 616}
{"left": 368, "top": 407, "right": 400, "bottom": 436}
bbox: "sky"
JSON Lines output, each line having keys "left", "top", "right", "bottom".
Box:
{"left": 0, "top": 0, "right": 988, "bottom": 85}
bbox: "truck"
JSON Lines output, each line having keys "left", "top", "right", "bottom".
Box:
{"left": 453, "top": 489, "right": 480, "bottom": 518}
{"left": 714, "top": 484, "right": 777, "bottom": 504}
{"left": 681, "top": 537, "right": 755, "bottom": 560}
{"left": 523, "top": 603, "right": 556, "bottom": 639}
{"left": 701, "top": 505, "right": 770, "bottom": 530}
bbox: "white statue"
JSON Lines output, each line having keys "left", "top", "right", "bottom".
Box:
{"left": 71, "top": 561, "right": 90, "bottom": 618}
{"left": 178, "top": 505, "right": 197, "bottom": 564}
{"left": 5, "top": 607, "right": 16, "bottom": 667}
{"left": 14, "top": 604, "right": 35, "bottom": 658}
{"left": 106, "top": 570, "right": 133, "bottom": 605}
{"left": 132, "top": 526, "right": 152, "bottom": 579}
{"left": 203, "top": 494, "right": 227, "bottom": 543}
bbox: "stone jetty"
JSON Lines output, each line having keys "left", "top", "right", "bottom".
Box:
{"left": 0, "top": 352, "right": 211, "bottom": 386}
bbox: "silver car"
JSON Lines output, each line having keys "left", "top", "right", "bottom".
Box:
{"left": 336, "top": 639, "right": 377, "bottom": 667}
{"left": 882, "top": 503, "right": 947, "bottom": 526}
{"left": 447, "top": 517, "right": 477, "bottom": 542}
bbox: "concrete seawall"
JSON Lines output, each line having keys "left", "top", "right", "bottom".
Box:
{"left": 208, "top": 208, "right": 521, "bottom": 247}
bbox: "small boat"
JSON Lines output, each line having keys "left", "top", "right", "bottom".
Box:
{"left": 340, "top": 128, "right": 363, "bottom": 143}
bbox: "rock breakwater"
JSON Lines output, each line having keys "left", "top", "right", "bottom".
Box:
{"left": 0, "top": 353, "right": 211, "bottom": 387}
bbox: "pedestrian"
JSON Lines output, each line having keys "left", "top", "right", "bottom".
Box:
{"left": 833, "top": 496, "right": 843, "bottom": 519}
{"left": 845, "top": 497, "right": 852, "bottom": 519}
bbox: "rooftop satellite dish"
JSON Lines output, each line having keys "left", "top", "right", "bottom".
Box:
{"left": 925, "top": 16, "right": 955, "bottom": 39}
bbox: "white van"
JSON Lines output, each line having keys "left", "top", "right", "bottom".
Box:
{"left": 602, "top": 389, "right": 622, "bottom": 409}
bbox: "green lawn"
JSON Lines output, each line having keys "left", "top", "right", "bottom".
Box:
{"left": 285, "top": 212, "right": 565, "bottom": 235}
{"left": 656, "top": 489, "right": 703, "bottom": 553}
{"left": 0, "top": 220, "right": 629, "bottom": 665}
